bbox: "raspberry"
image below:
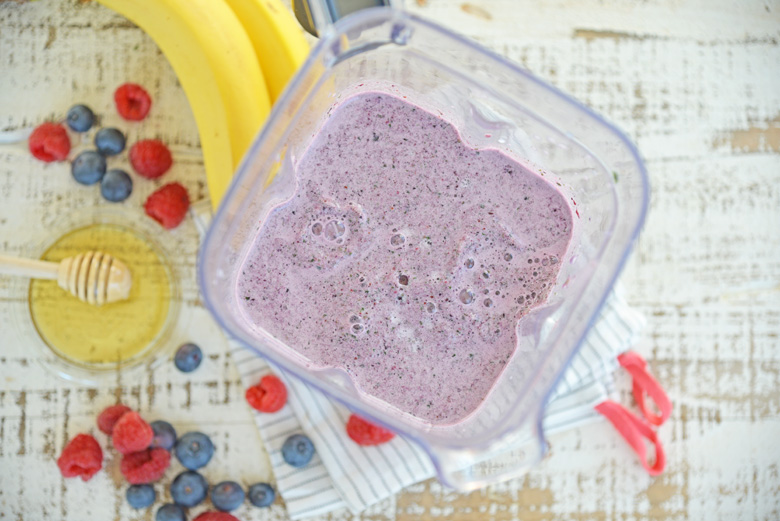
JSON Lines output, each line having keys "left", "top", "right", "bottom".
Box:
{"left": 346, "top": 414, "right": 395, "bottom": 446}
{"left": 120, "top": 448, "right": 171, "bottom": 484}
{"left": 193, "top": 513, "right": 240, "bottom": 521}
{"left": 144, "top": 182, "right": 190, "bottom": 230}
{"left": 112, "top": 411, "right": 154, "bottom": 454}
{"left": 114, "top": 83, "right": 152, "bottom": 121}
{"left": 57, "top": 433, "right": 103, "bottom": 481}
{"left": 29, "top": 122, "right": 70, "bottom": 162}
{"left": 97, "top": 404, "right": 132, "bottom": 435}
{"left": 129, "top": 139, "right": 173, "bottom": 179}
{"left": 245, "top": 374, "right": 287, "bottom": 413}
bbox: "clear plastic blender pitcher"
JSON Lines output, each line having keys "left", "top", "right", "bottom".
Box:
{"left": 199, "top": 6, "right": 649, "bottom": 490}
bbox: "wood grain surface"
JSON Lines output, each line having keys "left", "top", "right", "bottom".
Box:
{"left": 1, "top": 0, "right": 778, "bottom": 520}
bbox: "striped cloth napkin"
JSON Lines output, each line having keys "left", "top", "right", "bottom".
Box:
{"left": 192, "top": 201, "right": 645, "bottom": 518}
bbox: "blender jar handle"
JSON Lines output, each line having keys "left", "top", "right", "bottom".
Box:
{"left": 293, "top": 0, "right": 404, "bottom": 36}
{"left": 428, "top": 419, "right": 548, "bottom": 491}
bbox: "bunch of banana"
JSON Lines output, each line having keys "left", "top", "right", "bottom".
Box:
{"left": 96, "top": 0, "right": 310, "bottom": 209}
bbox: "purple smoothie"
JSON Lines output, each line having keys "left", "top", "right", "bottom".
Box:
{"left": 237, "top": 92, "right": 573, "bottom": 424}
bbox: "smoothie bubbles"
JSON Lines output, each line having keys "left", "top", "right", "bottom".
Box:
{"left": 200, "top": 9, "right": 649, "bottom": 490}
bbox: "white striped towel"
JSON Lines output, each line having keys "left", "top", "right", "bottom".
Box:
{"left": 192, "top": 200, "right": 645, "bottom": 519}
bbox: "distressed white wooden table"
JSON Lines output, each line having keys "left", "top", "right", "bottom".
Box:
{"left": 1, "top": 0, "right": 778, "bottom": 520}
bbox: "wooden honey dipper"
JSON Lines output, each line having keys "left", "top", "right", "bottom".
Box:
{"left": 0, "top": 251, "right": 132, "bottom": 305}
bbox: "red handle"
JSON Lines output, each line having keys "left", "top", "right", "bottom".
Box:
{"left": 595, "top": 400, "right": 666, "bottom": 476}
{"left": 618, "top": 351, "right": 672, "bottom": 426}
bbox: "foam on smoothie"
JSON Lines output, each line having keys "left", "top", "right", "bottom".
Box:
{"left": 236, "top": 92, "right": 573, "bottom": 424}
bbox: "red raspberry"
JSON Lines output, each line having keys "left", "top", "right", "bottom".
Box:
{"left": 57, "top": 433, "right": 103, "bottom": 481}
{"left": 112, "top": 411, "right": 154, "bottom": 454}
{"left": 114, "top": 83, "right": 152, "bottom": 121}
{"left": 245, "top": 374, "right": 287, "bottom": 413}
{"left": 129, "top": 139, "right": 173, "bottom": 179}
{"left": 120, "top": 448, "right": 171, "bottom": 484}
{"left": 97, "top": 404, "right": 132, "bottom": 435}
{"left": 346, "top": 414, "right": 395, "bottom": 446}
{"left": 29, "top": 122, "right": 70, "bottom": 162}
{"left": 144, "top": 182, "right": 190, "bottom": 229}
{"left": 193, "top": 513, "right": 240, "bottom": 521}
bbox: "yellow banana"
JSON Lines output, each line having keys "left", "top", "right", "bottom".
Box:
{"left": 96, "top": 0, "right": 272, "bottom": 209}
{"left": 223, "top": 0, "right": 310, "bottom": 102}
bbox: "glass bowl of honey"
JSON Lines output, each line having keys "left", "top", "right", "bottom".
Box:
{"left": 16, "top": 208, "right": 181, "bottom": 384}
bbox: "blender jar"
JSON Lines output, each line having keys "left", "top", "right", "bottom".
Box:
{"left": 199, "top": 7, "right": 649, "bottom": 490}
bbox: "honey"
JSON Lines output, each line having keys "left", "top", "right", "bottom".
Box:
{"left": 29, "top": 223, "right": 173, "bottom": 367}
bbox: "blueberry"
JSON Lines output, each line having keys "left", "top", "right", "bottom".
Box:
{"left": 71, "top": 150, "right": 106, "bottom": 185}
{"left": 170, "top": 470, "right": 208, "bottom": 507}
{"left": 66, "top": 104, "right": 95, "bottom": 132}
{"left": 282, "top": 434, "right": 315, "bottom": 468}
{"left": 94, "top": 127, "right": 126, "bottom": 156}
{"left": 126, "top": 484, "right": 156, "bottom": 509}
{"left": 150, "top": 420, "right": 177, "bottom": 450}
{"left": 100, "top": 169, "right": 133, "bottom": 202}
{"left": 156, "top": 503, "right": 186, "bottom": 521}
{"left": 211, "top": 481, "right": 245, "bottom": 512}
{"left": 174, "top": 431, "right": 214, "bottom": 470}
{"left": 174, "top": 343, "right": 202, "bottom": 373}
{"left": 248, "top": 482, "right": 275, "bottom": 508}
